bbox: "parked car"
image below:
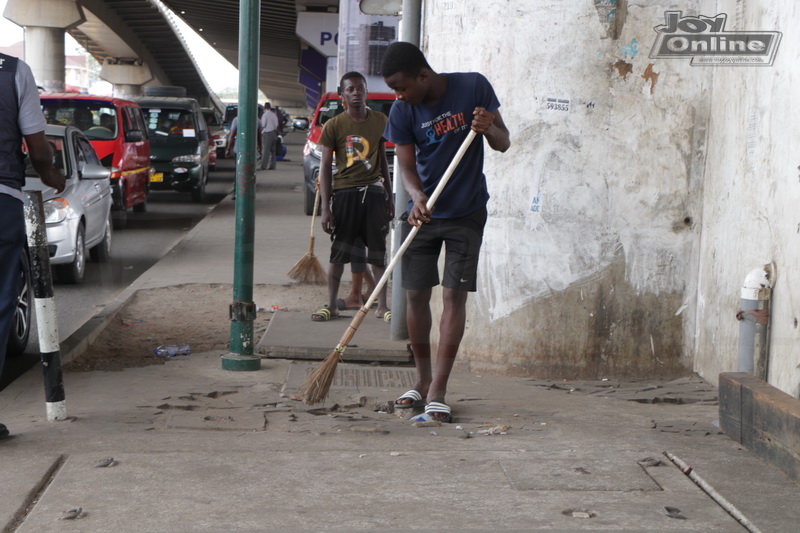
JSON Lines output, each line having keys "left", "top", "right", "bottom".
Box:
{"left": 134, "top": 95, "right": 211, "bottom": 202}
{"left": 202, "top": 107, "right": 226, "bottom": 161}
{"left": 292, "top": 116, "right": 309, "bottom": 131}
{"left": 223, "top": 104, "right": 238, "bottom": 128}
{"left": 302, "top": 92, "right": 396, "bottom": 215}
{"left": 292, "top": 117, "right": 308, "bottom": 130}
{"left": 41, "top": 95, "right": 151, "bottom": 230}
{"left": 24, "top": 125, "right": 113, "bottom": 284}
{"left": 6, "top": 247, "right": 32, "bottom": 357}
{"left": 207, "top": 133, "right": 217, "bottom": 171}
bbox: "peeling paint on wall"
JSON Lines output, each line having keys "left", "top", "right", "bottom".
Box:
{"left": 614, "top": 59, "right": 633, "bottom": 78}
{"left": 594, "top": 0, "right": 618, "bottom": 38}
{"left": 642, "top": 63, "right": 659, "bottom": 94}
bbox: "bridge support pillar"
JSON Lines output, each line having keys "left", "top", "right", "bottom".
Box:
{"left": 4, "top": 0, "right": 85, "bottom": 92}
{"left": 100, "top": 59, "right": 153, "bottom": 97}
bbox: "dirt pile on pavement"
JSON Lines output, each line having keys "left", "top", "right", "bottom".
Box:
{"left": 63, "top": 282, "right": 327, "bottom": 372}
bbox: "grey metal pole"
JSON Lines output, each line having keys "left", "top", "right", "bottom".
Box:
{"left": 390, "top": 0, "right": 422, "bottom": 341}
{"left": 23, "top": 191, "right": 67, "bottom": 421}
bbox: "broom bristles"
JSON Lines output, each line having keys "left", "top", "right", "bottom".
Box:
{"left": 300, "top": 348, "right": 342, "bottom": 404}
{"left": 287, "top": 252, "right": 327, "bottom": 284}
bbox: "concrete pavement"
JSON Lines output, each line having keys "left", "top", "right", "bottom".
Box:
{"left": 1, "top": 132, "right": 799, "bottom": 532}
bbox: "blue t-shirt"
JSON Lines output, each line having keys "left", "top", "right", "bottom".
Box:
{"left": 384, "top": 72, "right": 500, "bottom": 219}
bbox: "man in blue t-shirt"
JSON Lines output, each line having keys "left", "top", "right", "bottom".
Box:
{"left": 381, "top": 42, "right": 510, "bottom": 422}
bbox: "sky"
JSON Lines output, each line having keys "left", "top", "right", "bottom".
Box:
{"left": 0, "top": 0, "right": 239, "bottom": 93}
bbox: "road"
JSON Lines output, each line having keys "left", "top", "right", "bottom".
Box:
{"left": 1, "top": 158, "right": 236, "bottom": 390}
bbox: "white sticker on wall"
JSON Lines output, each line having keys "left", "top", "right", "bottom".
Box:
{"left": 546, "top": 97, "right": 570, "bottom": 111}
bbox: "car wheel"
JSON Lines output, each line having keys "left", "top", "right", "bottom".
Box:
{"left": 6, "top": 249, "right": 32, "bottom": 358}
{"left": 90, "top": 214, "right": 113, "bottom": 263}
{"left": 56, "top": 224, "right": 86, "bottom": 284}
{"left": 112, "top": 191, "right": 128, "bottom": 229}
{"left": 192, "top": 169, "right": 207, "bottom": 203}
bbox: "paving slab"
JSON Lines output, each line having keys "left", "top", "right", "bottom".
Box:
{"left": 13, "top": 451, "right": 744, "bottom": 533}
{"left": 257, "top": 310, "right": 412, "bottom": 363}
{"left": 0, "top": 454, "right": 63, "bottom": 532}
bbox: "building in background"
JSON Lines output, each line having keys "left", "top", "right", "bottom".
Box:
{"left": 0, "top": 40, "right": 107, "bottom": 94}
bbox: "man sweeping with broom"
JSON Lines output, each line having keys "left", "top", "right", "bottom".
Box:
{"left": 381, "top": 42, "right": 510, "bottom": 422}
{"left": 310, "top": 71, "right": 393, "bottom": 322}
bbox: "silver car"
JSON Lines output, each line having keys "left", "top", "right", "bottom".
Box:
{"left": 24, "top": 125, "right": 113, "bottom": 284}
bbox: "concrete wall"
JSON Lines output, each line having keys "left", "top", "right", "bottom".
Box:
{"left": 419, "top": 0, "right": 713, "bottom": 380}
{"left": 695, "top": 0, "right": 800, "bottom": 396}
{"left": 419, "top": 0, "right": 800, "bottom": 395}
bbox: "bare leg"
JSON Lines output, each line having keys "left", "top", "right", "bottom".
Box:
{"left": 326, "top": 263, "right": 344, "bottom": 318}
{"left": 342, "top": 271, "right": 365, "bottom": 309}
{"left": 426, "top": 287, "right": 468, "bottom": 409}
{"left": 362, "top": 267, "right": 376, "bottom": 301}
{"left": 399, "top": 287, "right": 433, "bottom": 406}
{"left": 370, "top": 264, "right": 389, "bottom": 317}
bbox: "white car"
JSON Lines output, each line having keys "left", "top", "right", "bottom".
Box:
{"left": 24, "top": 124, "right": 113, "bottom": 284}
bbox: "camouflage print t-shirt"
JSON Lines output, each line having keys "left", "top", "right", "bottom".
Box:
{"left": 319, "top": 108, "right": 387, "bottom": 190}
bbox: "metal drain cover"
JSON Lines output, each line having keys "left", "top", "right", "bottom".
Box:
{"left": 284, "top": 363, "right": 416, "bottom": 391}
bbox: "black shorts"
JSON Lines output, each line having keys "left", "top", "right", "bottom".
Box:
{"left": 330, "top": 185, "right": 389, "bottom": 267}
{"left": 401, "top": 205, "right": 487, "bottom": 292}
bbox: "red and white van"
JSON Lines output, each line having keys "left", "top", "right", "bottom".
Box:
{"left": 40, "top": 94, "right": 151, "bottom": 229}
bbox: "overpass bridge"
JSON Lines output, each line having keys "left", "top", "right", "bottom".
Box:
{"left": 4, "top": 0, "right": 339, "bottom": 113}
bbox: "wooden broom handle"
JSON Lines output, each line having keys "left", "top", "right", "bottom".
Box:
{"left": 307, "top": 182, "right": 321, "bottom": 253}
{"left": 361, "top": 129, "right": 479, "bottom": 312}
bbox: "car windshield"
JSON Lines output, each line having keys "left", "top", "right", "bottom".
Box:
{"left": 141, "top": 107, "right": 197, "bottom": 142}
{"left": 203, "top": 111, "right": 221, "bottom": 127}
{"left": 23, "top": 135, "right": 68, "bottom": 178}
{"left": 317, "top": 98, "right": 394, "bottom": 126}
{"left": 224, "top": 105, "right": 237, "bottom": 126}
{"left": 41, "top": 100, "right": 118, "bottom": 141}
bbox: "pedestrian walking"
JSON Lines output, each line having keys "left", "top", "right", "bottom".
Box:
{"left": 225, "top": 109, "right": 263, "bottom": 160}
{"left": 310, "top": 71, "right": 393, "bottom": 323}
{"left": 259, "top": 102, "right": 279, "bottom": 170}
{"left": 381, "top": 42, "right": 510, "bottom": 422}
{"left": 0, "top": 53, "right": 66, "bottom": 440}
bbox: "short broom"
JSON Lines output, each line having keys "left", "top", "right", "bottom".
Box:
{"left": 287, "top": 179, "right": 327, "bottom": 284}
{"left": 301, "top": 130, "right": 478, "bottom": 404}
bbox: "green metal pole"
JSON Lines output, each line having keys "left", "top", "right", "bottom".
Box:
{"left": 223, "top": 0, "right": 261, "bottom": 371}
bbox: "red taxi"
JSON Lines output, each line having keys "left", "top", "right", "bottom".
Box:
{"left": 41, "top": 95, "right": 151, "bottom": 229}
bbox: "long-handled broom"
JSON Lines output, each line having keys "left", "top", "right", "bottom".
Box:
{"left": 287, "top": 178, "right": 327, "bottom": 284}
{"left": 301, "top": 130, "right": 479, "bottom": 404}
